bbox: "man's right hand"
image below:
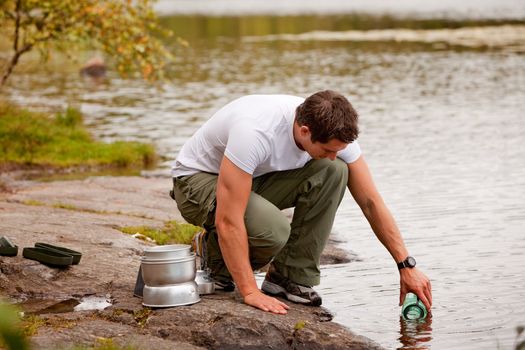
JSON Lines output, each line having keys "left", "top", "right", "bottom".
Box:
{"left": 243, "top": 290, "right": 289, "bottom": 314}
{"left": 215, "top": 157, "right": 289, "bottom": 315}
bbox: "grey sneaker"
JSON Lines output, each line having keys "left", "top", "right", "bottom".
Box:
{"left": 213, "top": 278, "right": 235, "bottom": 292}
{"left": 261, "top": 265, "right": 322, "bottom": 306}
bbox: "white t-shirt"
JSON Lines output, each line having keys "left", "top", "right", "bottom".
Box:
{"left": 171, "top": 94, "right": 361, "bottom": 178}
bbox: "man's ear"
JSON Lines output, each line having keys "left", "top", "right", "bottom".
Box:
{"left": 299, "top": 125, "right": 311, "bottom": 137}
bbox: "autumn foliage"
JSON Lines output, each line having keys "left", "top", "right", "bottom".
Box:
{"left": 0, "top": 0, "right": 175, "bottom": 86}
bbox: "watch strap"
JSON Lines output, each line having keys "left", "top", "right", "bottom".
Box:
{"left": 397, "top": 256, "right": 416, "bottom": 270}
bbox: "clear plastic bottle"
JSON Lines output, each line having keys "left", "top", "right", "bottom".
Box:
{"left": 401, "top": 292, "right": 428, "bottom": 320}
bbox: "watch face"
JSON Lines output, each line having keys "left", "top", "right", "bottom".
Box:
{"left": 407, "top": 256, "right": 416, "bottom": 267}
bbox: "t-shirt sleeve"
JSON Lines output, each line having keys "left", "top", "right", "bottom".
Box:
{"left": 337, "top": 140, "right": 362, "bottom": 163}
{"left": 224, "top": 123, "right": 271, "bottom": 175}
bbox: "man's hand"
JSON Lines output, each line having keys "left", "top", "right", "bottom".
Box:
{"left": 347, "top": 157, "right": 433, "bottom": 312}
{"left": 216, "top": 157, "right": 290, "bottom": 315}
{"left": 244, "top": 290, "right": 290, "bottom": 315}
{"left": 399, "top": 267, "right": 432, "bottom": 312}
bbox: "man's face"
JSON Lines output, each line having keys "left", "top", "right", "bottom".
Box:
{"left": 302, "top": 136, "right": 348, "bottom": 160}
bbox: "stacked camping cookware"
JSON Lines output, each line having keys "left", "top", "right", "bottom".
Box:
{"left": 137, "top": 244, "right": 214, "bottom": 307}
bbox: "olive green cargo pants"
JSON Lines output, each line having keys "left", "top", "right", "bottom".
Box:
{"left": 171, "top": 158, "right": 348, "bottom": 286}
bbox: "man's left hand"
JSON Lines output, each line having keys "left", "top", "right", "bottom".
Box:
{"left": 399, "top": 267, "right": 432, "bottom": 312}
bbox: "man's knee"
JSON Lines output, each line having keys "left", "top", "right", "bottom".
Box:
{"left": 245, "top": 193, "right": 290, "bottom": 255}
{"left": 325, "top": 158, "right": 348, "bottom": 178}
{"left": 248, "top": 212, "right": 290, "bottom": 268}
{"left": 250, "top": 213, "right": 290, "bottom": 252}
{"left": 307, "top": 158, "right": 348, "bottom": 184}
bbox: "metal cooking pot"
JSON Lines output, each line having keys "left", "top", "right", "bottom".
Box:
{"left": 142, "top": 281, "right": 200, "bottom": 307}
{"left": 195, "top": 269, "right": 215, "bottom": 295}
{"left": 141, "top": 254, "right": 196, "bottom": 286}
{"left": 142, "top": 244, "right": 191, "bottom": 260}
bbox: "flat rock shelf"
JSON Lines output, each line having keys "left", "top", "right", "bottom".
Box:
{"left": 0, "top": 174, "right": 382, "bottom": 350}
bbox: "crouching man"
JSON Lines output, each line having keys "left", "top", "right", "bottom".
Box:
{"left": 170, "top": 90, "right": 432, "bottom": 315}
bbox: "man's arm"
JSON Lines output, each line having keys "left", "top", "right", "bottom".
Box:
{"left": 347, "top": 156, "right": 432, "bottom": 310}
{"left": 215, "top": 156, "right": 289, "bottom": 314}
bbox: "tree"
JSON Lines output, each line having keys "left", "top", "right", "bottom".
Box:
{"left": 0, "top": 0, "right": 176, "bottom": 87}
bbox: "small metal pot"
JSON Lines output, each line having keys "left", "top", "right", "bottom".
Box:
{"left": 141, "top": 254, "right": 196, "bottom": 286}
{"left": 142, "top": 244, "right": 191, "bottom": 260}
{"left": 142, "top": 281, "right": 200, "bottom": 307}
{"left": 195, "top": 269, "right": 215, "bottom": 295}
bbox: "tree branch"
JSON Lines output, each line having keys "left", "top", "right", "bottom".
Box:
{"left": 1, "top": 43, "right": 32, "bottom": 87}
{"left": 13, "top": 0, "right": 22, "bottom": 52}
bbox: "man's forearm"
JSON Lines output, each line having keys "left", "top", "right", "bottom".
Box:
{"left": 215, "top": 220, "right": 259, "bottom": 296}
{"left": 347, "top": 157, "right": 408, "bottom": 263}
{"left": 346, "top": 158, "right": 432, "bottom": 309}
{"left": 360, "top": 196, "right": 408, "bottom": 263}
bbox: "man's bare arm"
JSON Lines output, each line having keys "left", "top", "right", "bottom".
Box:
{"left": 215, "top": 156, "right": 289, "bottom": 314}
{"left": 347, "top": 156, "right": 432, "bottom": 310}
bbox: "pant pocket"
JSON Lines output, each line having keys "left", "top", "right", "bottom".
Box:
{"left": 172, "top": 174, "right": 217, "bottom": 227}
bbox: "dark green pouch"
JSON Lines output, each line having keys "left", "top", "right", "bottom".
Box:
{"left": 0, "top": 236, "right": 18, "bottom": 256}
{"left": 23, "top": 247, "right": 73, "bottom": 267}
{"left": 34, "top": 242, "right": 82, "bottom": 264}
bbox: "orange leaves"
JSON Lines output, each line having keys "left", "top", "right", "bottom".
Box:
{"left": 142, "top": 63, "right": 153, "bottom": 79}
{"left": 0, "top": 0, "right": 174, "bottom": 85}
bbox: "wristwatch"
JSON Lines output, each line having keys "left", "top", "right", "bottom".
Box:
{"left": 397, "top": 256, "right": 416, "bottom": 270}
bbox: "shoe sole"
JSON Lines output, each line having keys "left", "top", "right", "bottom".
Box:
{"left": 261, "top": 280, "right": 321, "bottom": 306}
{"left": 214, "top": 282, "right": 235, "bottom": 292}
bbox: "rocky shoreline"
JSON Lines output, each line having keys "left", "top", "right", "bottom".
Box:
{"left": 0, "top": 174, "right": 383, "bottom": 349}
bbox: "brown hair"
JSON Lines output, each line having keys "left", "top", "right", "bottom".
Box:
{"left": 295, "top": 90, "right": 359, "bottom": 144}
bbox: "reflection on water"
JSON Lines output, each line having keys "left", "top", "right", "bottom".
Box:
{"left": 160, "top": 14, "right": 525, "bottom": 40}
{"left": 399, "top": 317, "right": 433, "bottom": 350}
{"left": 2, "top": 10, "right": 525, "bottom": 350}
{"left": 18, "top": 296, "right": 111, "bottom": 315}
{"left": 244, "top": 25, "right": 525, "bottom": 51}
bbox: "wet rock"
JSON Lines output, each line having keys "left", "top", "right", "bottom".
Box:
{"left": 211, "top": 316, "right": 287, "bottom": 349}
{"left": 0, "top": 260, "right": 22, "bottom": 275}
{"left": 320, "top": 238, "right": 361, "bottom": 265}
{"left": 158, "top": 328, "right": 170, "bottom": 338}
{"left": 314, "top": 309, "right": 334, "bottom": 322}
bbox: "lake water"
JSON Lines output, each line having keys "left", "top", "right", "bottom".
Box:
{"left": 2, "top": 3, "right": 525, "bottom": 349}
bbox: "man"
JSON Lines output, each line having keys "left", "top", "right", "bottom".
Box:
{"left": 171, "top": 90, "right": 432, "bottom": 315}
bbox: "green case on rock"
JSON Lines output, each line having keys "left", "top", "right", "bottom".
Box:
{"left": 34, "top": 242, "right": 82, "bottom": 264}
{"left": 23, "top": 247, "right": 74, "bottom": 267}
{"left": 0, "top": 236, "right": 18, "bottom": 256}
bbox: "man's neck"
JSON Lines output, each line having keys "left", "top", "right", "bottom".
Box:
{"left": 292, "top": 121, "right": 305, "bottom": 151}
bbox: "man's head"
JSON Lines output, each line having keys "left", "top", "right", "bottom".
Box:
{"left": 295, "top": 90, "right": 359, "bottom": 144}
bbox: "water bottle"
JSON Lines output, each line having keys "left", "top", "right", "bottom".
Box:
{"left": 401, "top": 293, "right": 427, "bottom": 320}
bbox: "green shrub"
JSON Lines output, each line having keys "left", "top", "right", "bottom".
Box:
{"left": 0, "top": 302, "right": 30, "bottom": 350}
{"left": 0, "top": 102, "right": 156, "bottom": 169}
{"left": 120, "top": 220, "right": 202, "bottom": 245}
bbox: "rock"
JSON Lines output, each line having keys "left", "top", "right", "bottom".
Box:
{"left": 0, "top": 175, "right": 384, "bottom": 349}
{"left": 80, "top": 57, "right": 107, "bottom": 78}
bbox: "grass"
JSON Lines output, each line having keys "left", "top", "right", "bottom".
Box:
{"left": 0, "top": 101, "right": 156, "bottom": 170}
{"left": 52, "top": 202, "right": 79, "bottom": 210}
{"left": 132, "top": 308, "right": 152, "bottom": 327}
{"left": 72, "top": 338, "right": 137, "bottom": 350}
{"left": 21, "top": 315, "right": 46, "bottom": 337}
{"left": 0, "top": 303, "right": 135, "bottom": 350}
{"left": 0, "top": 303, "right": 30, "bottom": 350}
{"left": 22, "top": 199, "right": 46, "bottom": 206}
{"left": 22, "top": 199, "right": 155, "bottom": 219}
{"left": 119, "top": 220, "right": 202, "bottom": 245}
